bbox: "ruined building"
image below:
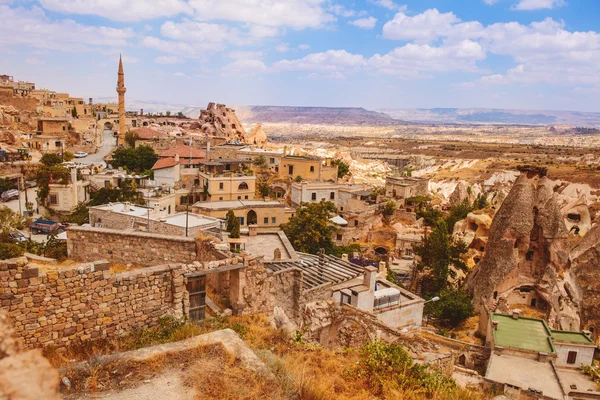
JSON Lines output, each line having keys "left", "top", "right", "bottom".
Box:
{"left": 116, "top": 55, "right": 127, "bottom": 147}
{"left": 466, "top": 166, "right": 581, "bottom": 332}
{"left": 198, "top": 102, "right": 245, "bottom": 141}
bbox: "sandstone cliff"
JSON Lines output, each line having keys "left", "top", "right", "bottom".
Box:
{"left": 466, "top": 167, "right": 580, "bottom": 330}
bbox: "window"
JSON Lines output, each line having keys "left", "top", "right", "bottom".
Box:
{"left": 219, "top": 197, "right": 223, "bottom": 200}
{"left": 49, "top": 194, "right": 58, "bottom": 205}
{"left": 264, "top": 217, "right": 269, "bottom": 224}
{"left": 341, "top": 293, "right": 351, "bottom": 305}
{"left": 238, "top": 196, "right": 241, "bottom": 200}
{"left": 526, "top": 251, "right": 534, "bottom": 261}
{"left": 244, "top": 195, "right": 248, "bottom": 199}
{"left": 238, "top": 182, "right": 249, "bottom": 191}
{"left": 311, "top": 193, "right": 317, "bottom": 201}
{"left": 219, "top": 182, "right": 224, "bottom": 190}
{"left": 330, "top": 192, "right": 335, "bottom": 200}
{"left": 104, "top": 180, "right": 110, "bottom": 188}
{"left": 405, "top": 248, "right": 413, "bottom": 256}
{"left": 337, "top": 234, "right": 343, "bottom": 241}
{"left": 310, "top": 166, "right": 315, "bottom": 173}
{"left": 270, "top": 158, "right": 275, "bottom": 164}
{"left": 354, "top": 220, "right": 359, "bottom": 227}
{"left": 567, "top": 351, "right": 578, "bottom": 365}
{"left": 271, "top": 217, "right": 276, "bottom": 224}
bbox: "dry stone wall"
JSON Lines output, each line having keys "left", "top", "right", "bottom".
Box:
{"left": 67, "top": 226, "right": 200, "bottom": 267}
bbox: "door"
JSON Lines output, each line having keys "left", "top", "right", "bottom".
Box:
{"left": 288, "top": 165, "right": 294, "bottom": 175}
{"left": 187, "top": 276, "right": 206, "bottom": 322}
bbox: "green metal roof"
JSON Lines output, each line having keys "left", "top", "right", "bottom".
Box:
{"left": 490, "top": 313, "right": 555, "bottom": 354}
{"left": 551, "top": 330, "right": 595, "bottom": 345}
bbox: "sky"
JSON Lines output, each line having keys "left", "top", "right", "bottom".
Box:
{"left": 0, "top": 0, "right": 599, "bottom": 112}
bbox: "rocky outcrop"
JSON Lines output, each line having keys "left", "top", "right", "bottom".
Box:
{"left": 246, "top": 123, "right": 268, "bottom": 148}
{"left": 570, "top": 224, "right": 600, "bottom": 342}
{"left": 466, "top": 167, "right": 580, "bottom": 330}
{"left": 198, "top": 102, "right": 245, "bottom": 141}
{"left": 561, "top": 195, "right": 592, "bottom": 237}
{"left": 449, "top": 181, "right": 474, "bottom": 206}
{"left": 0, "top": 311, "right": 60, "bottom": 400}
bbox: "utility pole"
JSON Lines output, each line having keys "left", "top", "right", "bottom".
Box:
{"left": 16, "top": 177, "right": 22, "bottom": 216}
{"left": 146, "top": 192, "right": 150, "bottom": 233}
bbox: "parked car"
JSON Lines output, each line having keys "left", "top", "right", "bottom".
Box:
{"left": 8, "top": 231, "right": 27, "bottom": 243}
{"left": 25, "top": 180, "right": 36, "bottom": 188}
{"left": 29, "top": 219, "right": 64, "bottom": 235}
{"left": 74, "top": 151, "right": 88, "bottom": 158}
{"left": 1, "top": 189, "right": 19, "bottom": 202}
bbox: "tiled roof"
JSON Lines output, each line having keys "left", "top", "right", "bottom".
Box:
{"left": 159, "top": 145, "right": 205, "bottom": 158}
{"left": 132, "top": 127, "right": 168, "bottom": 140}
{"left": 151, "top": 157, "right": 205, "bottom": 170}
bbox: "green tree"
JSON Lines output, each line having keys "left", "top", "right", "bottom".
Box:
{"left": 64, "top": 202, "right": 89, "bottom": 225}
{"left": 281, "top": 200, "right": 338, "bottom": 254}
{"left": 71, "top": 106, "right": 78, "bottom": 118}
{"left": 413, "top": 220, "right": 468, "bottom": 296}
{"left": 111, "top": 145, "right": 158, "bottom": 173}
{"left": 125, "top": 131, "right": 141, "bottom": 148}
{"left": 0, "top": 206, "right": 25, "bottom": 234}
{"left": 225, "top": 210, "right": 241, "bottom": 239}
{"left": 36, "top": 165, "right": 71, "bottom": 205}
{"left": 294, "top": 175, "right": 303, "bottom": 183}
{"left": 40, "top": 153, "right": 63, "bottom": 167}
{"left": 473, "top": 193, "right": 489, "bottom": 210}
{"left": 445, "top": 200, "right": 473, "bottom": 233}
{"left": 0, "top": 243, "right": 23, "bottom": 260}
{"left": 332, "top": 159, "right": 350, "bottom": 179}
{"left": 416, "top": 205, "right": 443, "bottom": 227}
{"left": 166, "top": 111, "right": 171, "bottom": 117}
{"left": 257, "top": 182, "right": 271, "bottom": 198}
{"left": 177, "top": 111, "right": 184, "bottom": 118}
{"left": 425, "top": 288, "right": 474, "bottom": 327}
{"left": 0, "top": 178, "right": 17, "bottom": 193}
{"left": 63, "top": 151, "right": 75, "bottom": 162}
{"left": 382, "top": 200, "right": 396, "bottom": 216}
{"left": 252, "top": 155, "right": 267, "bottom": 168}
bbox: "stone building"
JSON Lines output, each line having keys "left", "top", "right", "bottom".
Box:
{"left": 385, "top": 176, "right": 429, "bottom": 199}
{"left": 45, "top": 168, "right": 90, "bottom": 212}
{"left": 191, "top": 199, "right": 293, "bottom": 228}
{"left": 36, "top": 118, "right": 69, "bottom": 135}
{"left": 197, "top": 161, "right": 256, "bottom": 201}
{"left": 151, "top": 146, "right": 207, "bottom": 187}
{"left": 280, "top": 154, "right": 338, "bottom": 182}
{"left": 290, "top": 181, "right": 373, "bottom": 210}
{"left": 89, "top": 202, "right": 222, "bottom": 237}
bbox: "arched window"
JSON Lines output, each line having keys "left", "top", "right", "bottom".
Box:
{"left": 238, "top": 182, "right": 249, "bottom": 191}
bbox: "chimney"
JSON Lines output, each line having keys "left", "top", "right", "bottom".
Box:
{"left": 492, "top": 320, "right": 499, "bottom": 330}
{"left": 274, "top": 248, "right": 281, "bottom": 260}
{"left": 174, "top": 153, "right": 180, "bottom": 163}
{"left": 363, "top": 266, "right": 377, "bottom": 292}
{"left": 264, "top": 196, "right": 271, "bottom": 202}
{"left": 123, "top": 201, "right": 131, "bottom": 212}
{"left": 88, "top": 98, "right": 93, "bottom": 106}
{"left": 248, "top": 224, "right": 257, "bottom": 236}
{"left": 140, "top": 108, "right": 144, "bottom": 116}
{"left": 512, "top": 309, "right": 521, "bottom": 320}
{"left": 341, "top": 254, "right": 349, "bottom": 262}
{"left": 70, "top": 167, "right": 77, "bottom": 184}
{"left": 378, "top": 261, "right": 386, "bottom": 273}
{"left": 283, "top": 146, "right": 288, "bottom": 156}
{"left": 153, "top": 202, "right": 160, "bottom": 216}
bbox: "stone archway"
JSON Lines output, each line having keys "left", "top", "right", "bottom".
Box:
{"left": 247, "top": 210, "right": 257, "bottom": 225}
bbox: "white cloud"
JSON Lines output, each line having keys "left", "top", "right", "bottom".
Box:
{"left": 512, "top": 0, "right": 566, "bottom": 10}
{"left": 275, "top": 43, "right": 290, "bottom": 52}
{"left": 382, "top": 9, "right": 483, "bottom": 43}
{"left": 155, "top": 56, "right": 184, "bottom": 64}
{"left": 39, "top": 0, "right": 192, "bottom": 22}
{"left": 298, "top": 44, "right": 310, "bottom": 50}
{"left": 222, "top": 59, "right": 267, "bottom": 76}
{"left": 0, "top": 5, "right": 133, "bottom": 52}
{"left": 370, "top": 0, "right": 406, "bottom": 11}
{"left": 228, "top": 51, "right": 264, "bottom": 60}
{"left": 188, "top": 0, "right": 335, "bottom": 29}
{"left": 483, "top": 0, "right": 500, "bottom": 4}
{"left": 349, "top": 16, "right": 377, "bottom": 30}
{"left": 273, "top": 50, "right": 367, "bottom": 72}
{"left": 304, "top": 71, "right": 346, "bottom": 80}
{"left": 328, "top": 4, "right": 357, "bottom": 17}
{"left": 174, "top": 72, "right": 187, "bottom": 77}
{"left": 25, "top": 57, "right": 44, "bottom": 65}
{"left": 369, "top": 40, "right": 485, "bottom": 76}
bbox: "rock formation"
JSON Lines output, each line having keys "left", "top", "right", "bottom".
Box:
{"left": 246, "top": 123, "right": 268, "bottom": 148}
{"left": 570, "top": 224, "right": 600, "bottom": 342}
{"left": 449, "top": 181, "right": 474, "bottom": 206}
{"left": 561, "top": 194, "right": 592, "bottom": 237}
{"left": 198, "top": 102, "right": 245, "bottom": 141}
{"left": 0, "top": 311, "right": 60, "bottom": 400}
{"left": 466, "top": 166, "right": 580, "bottom": 331}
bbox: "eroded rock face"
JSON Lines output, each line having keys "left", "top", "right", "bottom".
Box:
{"left": 570, "top": 224, "right": 600, "bottom": 342}
{"left": 466, "top": 169, "right": 580, "bottom": 330}
{"left": 449, "top": 181, "right": 474, "bottom": 206}
{"left": 198, "top": 102, "right": 245, "bottom": 141}
{"left": 0, "top": 311, "right": 60, "bottom": 400}
{"left": 561, "top": 195, "right": 592, "bottom": 237}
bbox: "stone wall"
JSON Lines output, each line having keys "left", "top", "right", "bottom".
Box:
{"left": 67, "top": 226, "right": 202, "bottom": 267}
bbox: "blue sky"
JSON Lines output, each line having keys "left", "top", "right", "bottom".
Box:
{"left": 0, "top": 0, "right": 599, "bottom": 111}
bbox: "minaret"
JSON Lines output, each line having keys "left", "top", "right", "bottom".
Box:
{"left": 116, "top": 55, "right": 127, "bottom": 147}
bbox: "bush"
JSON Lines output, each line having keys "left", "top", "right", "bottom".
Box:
{"left": 425, "top": 288, "right": 474, "bottom": 328}
{"left": 382, "top": 200, "right": 396, "bottom": 216}
{"left": 63, "top": 151, "right": 74, "bottom": 162}
{"left": 331, "top": 159, "right": 350, "bottom": 178}
{"left": 40, "top": 153, "right": 63, "bottom": 167}
{"left": 0, "top": 242, "right": 24, "bottom": 260}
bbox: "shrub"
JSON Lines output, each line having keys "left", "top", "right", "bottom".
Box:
{"left": 0, "top": 242, "right": 23, "bottom": 260}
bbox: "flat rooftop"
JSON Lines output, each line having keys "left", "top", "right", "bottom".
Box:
{"left": 193, "top": 199, "right": 287, "bottom": 210}
{"left": 551, "top": 330, "right": 595, "bottom": 345}
{"left": 91, "top": 203, "right": 220, "bottom": 228}
{"left": 243, "top": 232, "right": 296, "bottom": 261}
{"left": 486, "top": 354, "right": 564, "bottom": 400}
{"left": 490, "top": 313, "right": 554, "bottom": 354}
